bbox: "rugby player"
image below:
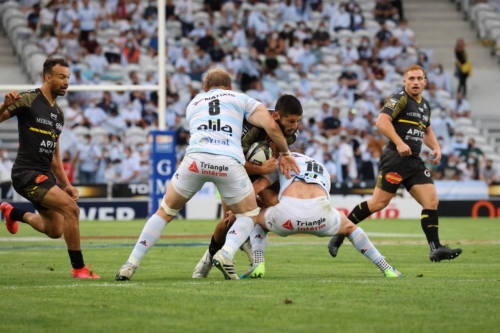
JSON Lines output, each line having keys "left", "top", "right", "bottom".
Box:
{"left": 0, "top": 58, "right": 99, "bottom": 278}
{"left": 212, "top": 151, "right": 402, "bottom": 280}
{"left": 115, "top": 69, "right": 299, "bottom": 280}
{"left": 328, "top": 65, "right": 462, "bottom": 262}
{"left": 192, "top": 95, "right": 302, "bottom": 278}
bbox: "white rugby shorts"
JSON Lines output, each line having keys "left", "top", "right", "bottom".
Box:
{"left": 264, "top": 196, "right": 341, "bottom": 237}
{"left": 171, "top": 152, "right": 253, "bottom": 205}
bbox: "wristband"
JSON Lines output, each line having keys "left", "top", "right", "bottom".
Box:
{"left": 279, "top": 150, "right": 291, "bottom": 156}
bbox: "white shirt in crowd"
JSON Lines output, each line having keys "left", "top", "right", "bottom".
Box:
{"left": 78, "top": 3, "right": 97, "bottom": 31}
{"left": 120, "top": 154, "right": 140, "bottom": 182}
{"left": 84, "top": 105, "right": 108, "bottom": 125}
{"left": 39, "top": 36, "right": 59, "bottom": 55}
{"left": 111, "top": 91, "right": 131, "bottom": 109}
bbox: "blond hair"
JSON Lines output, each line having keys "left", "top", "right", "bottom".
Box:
{"left": 404, "top": 64, "right": 426, "bottom": 78}
{"left": 203, "top": 69, "right": 232, "bottom": 90}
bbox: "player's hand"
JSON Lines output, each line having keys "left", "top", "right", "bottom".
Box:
{"left": 224, "top": 210, "right": 236, "bottom": 225}
{"left": 269, "top": 143, "right": 279, "bottom": 158}
{"left": 429, "top": 149, "right": 442, "bottom": 165}
{"left": 396, "top": 142, "right": 412, "bottom": 157}
{"left": 261, "top": 157, "right": 277, "bottom": 174}
{"left": 2, "top": 91, "right": 22, "bottom": 107}
{"left": 64, "top": 184, "right": 79, "bottom": 201}
{"left": 279, "top": 154, "right": 300, "bottom": 179}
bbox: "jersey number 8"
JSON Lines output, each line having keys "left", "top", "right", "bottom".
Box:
{"left": 209, "top": 99, "right": 220, "bottom": 116}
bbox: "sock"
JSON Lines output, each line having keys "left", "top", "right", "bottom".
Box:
{"left": 347, "top": 201, "right": 372, "bottom": 224}
{"left": 68, "top": 250, "right": 85, "bottom": 269}
{"left": 347, "top": 227, "right": 387, "bottom": 270}
{"left": 250, "top": 224, "right": 267, "bottom": 264}
{"left": 421, "top": 209, "right": 441, "bottom": 251}
{"left": 221, "top": 216, "right": 254, "bottom": 259}
{"left": 10, "top": 207, "right": 28, "bottom": 223}
{"left": 128, "top": 214, "right": 167, "bottom": 266}
{"left": 208, "top": 235, "right": 223, "bottom": 257}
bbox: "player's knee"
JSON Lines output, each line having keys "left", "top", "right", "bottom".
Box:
{"left": 425, "top": 197, "right": 439, "bottom": 210}
{"left": 370, "top": 200, "right": 389, "bottom": 212}
{"left": 63, "top": 201, "right": 80, "bottom": 219}
{"left": 47, "top": 228, "right": 63, "bottom": 239}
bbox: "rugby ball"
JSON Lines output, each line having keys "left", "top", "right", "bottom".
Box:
{"left": 246, "top": 141, "right": 273, "bottom": 166}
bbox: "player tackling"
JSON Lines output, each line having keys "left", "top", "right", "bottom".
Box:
{"left": 213, "top": 151, "right": 402, "bottom": 279}
{"left": 0, "top": 58, "right": 99, "bottom": 278}
{"left": 115, "top": 69, "right": 299, "bottom": 280}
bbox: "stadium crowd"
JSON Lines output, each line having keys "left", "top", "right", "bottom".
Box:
{"left": 1, "top": 0, "right": 498, "bottom": 185}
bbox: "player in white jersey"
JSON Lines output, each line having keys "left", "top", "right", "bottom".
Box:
{"left": 115, "top": 69, "right": 299, "bottom": 280}
{"left": 212, "top": 152, "right": 403, "bottom": 280}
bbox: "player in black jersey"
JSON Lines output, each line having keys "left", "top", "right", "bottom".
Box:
{"left": 192, "top": 94, "right": 302, "bottom": 278}
{"left": 328, "top": 65, "right": 462, "bottom": 262}
{"left": 0, "top": 58, "right": 100, "bottom": 278}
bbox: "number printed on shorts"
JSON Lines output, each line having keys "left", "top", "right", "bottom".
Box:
{"left": 208, "top": 99, "right": 220, "bottom": 116}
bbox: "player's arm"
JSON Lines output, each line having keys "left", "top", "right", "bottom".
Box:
{"left": 252, "top": 176, "right": 271, "bottom": 195}
{"left": 247, "top": 105, "right": 299, "bottom": 178}
{"left": 0, "top": 91, "right": 23, "bottom": 123}
{"left": 52, "top": 141, "right": 79, "bottom": 201}
{"left": 242, "top": 127, "right": 277, "bottom": 175}
{"left": 423, "top": 126, "right": 441, "bottom": 165}
{"left": 377, "top": 95, "right": 411, "bottom": 156}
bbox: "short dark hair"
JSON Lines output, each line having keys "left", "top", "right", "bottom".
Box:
{"left": 275, "top": 94, "right": 303, "bottom": 117}
{"left": 43, "top": 58, "right": 69, "bottom": 77}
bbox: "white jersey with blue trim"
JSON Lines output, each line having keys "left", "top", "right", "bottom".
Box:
{"left": 264, "top": 153, "right": 331, "bottom": 199}
{"left": 185, "top": 88, "right": 262, "bottom": 164}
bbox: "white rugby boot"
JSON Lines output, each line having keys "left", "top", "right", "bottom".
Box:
{"left": 212, "top": 250, "right": 239, "bottom": 280}
{"left": 192, "top": 249, "right": 213, "bottom": 278}
{"left": 115, "top": 261, "right": 138, "bottom": 281}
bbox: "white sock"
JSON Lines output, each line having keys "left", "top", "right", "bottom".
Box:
{"left": 250, "top": 224, "right": 267, "bottom": 264}
{"left": 128, "top": 214, "right": 167, "bottom": 266}
{"left": 347, "top": 227, "right": 384, "bottom": 266}
{"left": 222, "top": 216, "right": 254, "bottom": 259}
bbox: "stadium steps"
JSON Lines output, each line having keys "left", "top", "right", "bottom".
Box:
{"left": 0, "top": 23, "right": 29, "bottom": 85}
{"left": 0, "top": 118, "right": 19, "bottom": 160}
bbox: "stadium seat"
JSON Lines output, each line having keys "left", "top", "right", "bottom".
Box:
{"left": 72, "top": 126, "right": 90, "bottom": 138}
{"left": 454, "top": 117, "right": 473, "bottom": 127}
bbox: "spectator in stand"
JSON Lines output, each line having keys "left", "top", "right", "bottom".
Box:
{"left": 392, "top": 18, "right": 415, "bottom": 46}
{"left": 78, "top": 0, "right": 97, "bottom": 41}
{"left": 457, "top": 154, "right": 476, "bottom": 181}
{"left": 422, "top": 82, "right": 441, "bottom": 110}
{"left": 479, "top": 159, "right": 498, "bottom": 185}
{"left": 121, "top": 38, "right": 140, "bottom": 65}
{"left": 359, "top": 73, "right": 384, "bottom": 100}
{"left": 373, "top": 0, "right": 397, "bottom": 24}
{"left": 297, "top": 40, "right": 317, "bottom": 73}
{"left": 167, "top": 38, "right": 183, "bottom": 64}
{"left": 460, "top": 138, "right": 485, "bottom": 178}
{"left": 455, "top": 38, "right": 472, "bottom": 97}
{"left": 37, "top": 30, "right": 59, "bottom": 57}
{"left": 228, "top": 22, "right": 247, "bottom": 48}
{"left": 287, "top": 38, "right": 305, "bottom": 66}
{"left": 449, "top": 92, "right": 471, "bottom": 118}
{"left": 170, "top": 66, "right": 192, "bottom": 95}
{"left": 296, "top": 72, "right": 313, "bottom": 99}
{"left": 84, "top": 99, "right": 108, "bottom": 127}
{"left": 266, "top": 31, "right": 286, "bottom": 56}
{"left": 101, "top": 110, "right": 128, "bottom": 136}
{"left": 141, "top": 102, "right": 159, "bottom": 128}
{"left": 253, "top": 31, "right": 269, "bottom": 55}
{"left": 97, "top": 92, "right": 119, "bottom": 116}
{"left": 248, "top": 81, "right": 274, "bottom": 108}
{"left": 430, "top": 64, "right": 453, "bottom": 96}
{"left": 323, "top": 153, "right": 338, "bottom": 181}
{"left": 120, "top": 102, "right": 142, "bottom": 127}
{"left": 421, "top": 151, "right": 440, "bottom": 179}
{"left": 226, "top": 50, "right": 243, "bottom": 76}
{"left": 82, "top": 31, "right": 100, "bottom": 55}
{"left": 65, "top": 100, "right": 84, "bottom": 128}
{"left": 175, "top": 0, "right": 194, "bottom": 36}
{"left": 395, "top": 48, "right": 415, "bottom": 75}
{"left": 340, "top": 64, "right": 359, "bottom": 91}
{"left": 61, "top": 31, "right": 82, "bottom": 63}
{"left": 316, "top": 102, "right": 333, "bottom": 124}
{"left": 78, "top": 134, "right": 101, "bottom": 184}
{"left": 197, "top": 28, "right": 214, "bottom": 51}
{"left": 209, "top": 39, "right": 226, "bottom": 64}
{"left": 330, "top": 77, "right": 350, "bottom": 102}
{"left": 220, "top": 0, "right": 242, "bottom": 29}
{"left": 140, "top": 14, "right": 158, "bottom": 40}
{"left": 416, "top": 52, "right": 430, "bottom": 71}
{"left": 102, "top": 39, "right": 121, "bottom": 64}
{"left": 375, "top": 21, "right": 392, "bottom": 45}
{"left": 191, "top": 46, "right": 212, "bottom": 81}
{"left": 188, "top": 22, "right": 207, "bottom": 43}
{"left": 86, "top": 46, "right": 109, "bottom": 77}
{"left": 305, "top": 135, "right": 326, "bottom": 164}
{"left": 0, "top": 149, "right": 14, "bottom": 175}
{"left": 28, "top": 3, "right": 41, "bottom": 31}
{"left": 330, "top": 3, "right": 351, "bottom": 32}
{"left": 341, "top": 108, "right": 364, "bottom": 136}
{"left": 450, "top": 131, "right": 468, "bottom": 156}
{"left": 278, "top": 0, "right": 298, "bottom": 23}
{"left": 119, "top": 147, "right": 140, "bottom": 183}
{"left": 370, "top": 58, "right": 386, "bottom": 81}
{"left": 357, "top": 36, "right": 373, "bottom": 61}
{"left": 311, "top": 21, "right": 330, "bottom": 48}
{"left": 280, "top": 22, "right": 295, "bottom": 48}
{"left": 439, "top": 153, "right": 461, "bottom": 180}
{"left": 367, "top": 127, "right": 387, "bottom": 157}
{"left": 431, "top": 109, "right": 454, "bottom": 144}
{"left": 62, "top": 151, "right": 79, "bottom": 184}
{"left": 175, "top": 48, "right": 192, "bottom": 73}
{"left": 56, "top": 0, "right": 78, "bottom": 36}
{"left": 247, "top": 7, "right": 270, "bottom": 38}
{"left": 239, "top": 48, "right": 262, "bottom": 91}
{"left": 350, "top": 6, "right": 365, "bottom": 31}
{"left": 338, "top": 131, "right": 355, "bottom": 181}
{"left": 339, "top": 39, "right": 360, "bottom": 66}
{"left": 95, "top": 0, "right": 113, "bottom": 29}
{"left": 37, "top": 1, "right": 56, "bottom": 36}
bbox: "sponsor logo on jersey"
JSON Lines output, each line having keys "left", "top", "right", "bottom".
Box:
{"left": 194, "top": 99, "right": 203, "bottom": 106}
{"left": 34, "top": 175, "right": 48, "bottom": 183}
{"left": 282, "top": 220, "right": 294, "bottom": 230}
{"left": 140, "top": 240, "right": 147, "bottom": 246}
{"left": 197, "top": 119, "right": 233, "bottom": 136}
{"left": 51, "top": 113, "right": 57, "bottom": 120}
{"left": 55, "top": 123, "right": 63, "bottom": 131}
{"left": 36, "top": 117, "right": 53, "bottom": 126}
{"left": 188, "top": 162, "right": 199, "bottom": 173}
{"left": 197, "top": 162, "right": 229, "bottom": 177}
{"left": 228, "top": 230, "right": 237, "bottom": 235}
{"left": 424, "top": 169, "right": 431, "bottom": 177}
{"left": 296, "top": 218, "right": 327, "bottom": 231}
{"left": 385, "top": 172, "right": 402, "bottom": 184}
{"left": 418, "top": 107, "right": 424, "bottom": 113}
{"left": 385, "top": 98, "right": 399, "bottom": 110}
{"left": 424, "top": 104, "right": 428, "bottom": 109}
{"left": 199, "top": 137, "right": 229, "bottom": 146}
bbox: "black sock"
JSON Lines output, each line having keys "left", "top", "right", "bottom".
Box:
{"left": 348, "top": 201, "right": 372, "bottom": 224}
{"left": 208, "top": 236, "right": 224, "bottom": 257}
{"left": 421, "top": 209, "right": 441, "bottom": 251}
{"left": 68, "top": 250, "right": 85, "bottom": 269}
{"left": 10, "top": 207, "right": 28, "bottom": 223}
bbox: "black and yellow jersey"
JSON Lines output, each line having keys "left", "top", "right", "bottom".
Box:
{"left": 241, "top": 109, "right": 297, "bottom": 155}
{"left": 7, "top": 88, "right": 65, "bottom": 173}
{"left": 380, "top": 89, "right": 431, "bottom": 157}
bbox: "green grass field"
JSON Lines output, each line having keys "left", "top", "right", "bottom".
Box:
{"left": 1, "top": 218, "right": 500, "bottom": 333}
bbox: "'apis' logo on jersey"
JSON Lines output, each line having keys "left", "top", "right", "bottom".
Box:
{"left": 40, "top": 140, "right": 56, "bottom": 148}
{"left": 197, "top": 119, "right": 233, "bottom": 136}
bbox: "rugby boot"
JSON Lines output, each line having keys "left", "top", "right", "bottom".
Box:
{"left": 212, "top": 250, "right": 239, "bottom": 280}
{"left": 430, "top": 245, "right": 462, "bottom": 262}
{"left": 72, "top": 265, "right": 101, "bottom": 278}
{"left": 239, "top": 262, "right": 266, "bottom": 279}
{"left": 240, "top": 237, "right": 254, "bottom": 264}
{"left": 328, "top": 234, "right": 345, "bottom": 257}
{"left": 1, "top": 202, "right": 18, "bottom": 234}
{"left": 115, "top": 261, "right": 138, "bottom": 280}
{"left": 192, "top": 249, "right": 213, "bottom": 278}
{"left": 383, "top": 267, "right": 403, "bottom": 277}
